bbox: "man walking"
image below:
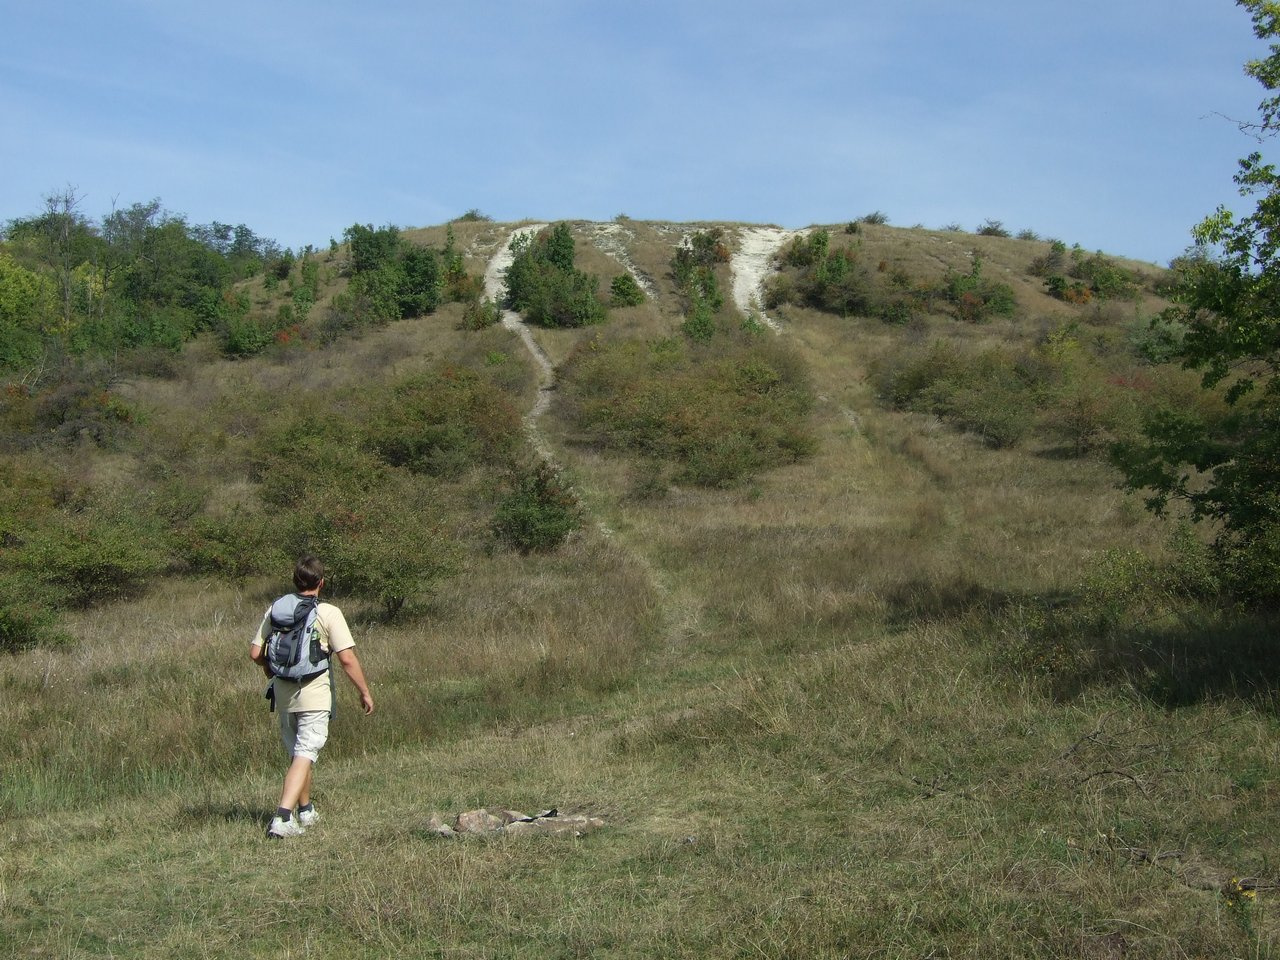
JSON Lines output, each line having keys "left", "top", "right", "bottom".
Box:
{"left": 250, "top": 555, "right": 374, "bottom": 839}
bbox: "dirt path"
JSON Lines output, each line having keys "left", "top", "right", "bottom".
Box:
{"left": 483, "top": 225, "right": 555, "bottom": 458}
{"left": 729, "top": 226, "right": 861, "bottom": 432}
{"left": 730, "top": 226, "right": 806, "bottom": 331}
{"left": 586, "top": 222, "right": 658, "bottom": 298}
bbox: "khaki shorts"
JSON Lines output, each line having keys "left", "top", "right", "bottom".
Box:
{"left": 279, "top": 709, "right": 330, "bottom": 763}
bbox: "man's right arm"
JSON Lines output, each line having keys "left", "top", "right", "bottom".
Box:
{"left": 250, "top": 613, "right": 272, "bottom": 677}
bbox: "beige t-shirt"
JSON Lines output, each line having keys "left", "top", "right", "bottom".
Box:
{"left": 254, "top": 600, "right": 355, "bottom": 713}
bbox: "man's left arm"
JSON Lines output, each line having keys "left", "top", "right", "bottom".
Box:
{"left": 335, "top": 648, "right": 375, "bottom": 716}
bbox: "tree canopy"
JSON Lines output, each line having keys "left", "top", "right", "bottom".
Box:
{"left": 1114, "top": 0, "right": 1280, "bottom": 601}
{"left": 0, "top": 189, "right": 282, "bottom": 369}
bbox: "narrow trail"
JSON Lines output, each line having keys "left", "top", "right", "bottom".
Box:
{"left": 482, "top": 224, "right": 623, "bottom": 542}
{"left": 729, "top": 225, "right": 861, "bottom": 433}
{"left": 483, "top": 224, "right": 554, "bottom": 459}
{"left": 479, "top": 224, "right": 701, "bottom": 633}
{"left": 729, "top": 226, "right": 805, "bottom": 331}
{"left": 586, "top": 222, "right": 658, "bottom": 298}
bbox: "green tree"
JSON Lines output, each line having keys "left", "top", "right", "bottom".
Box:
{"left": 396, "top": 244, "right": 442, "bottom": 317}
{"left": 610, "top": 272, "right": 646, "bottom": 307}
{"left": 492, "top": 460, "right": 583, "bottom": 553}
{"left": 1114, "top": 0, "right": 1280, "bottom": 602}
{"left": 0, "top": 253, "right": 56, "bottom": 368}
{"left": 545, "top": 222, "right": 576, "bottom": 272}
{"left": 343, "top": 223, "right": 402, "bottom": 274}
{"left": 503, "top": 225, "right": 607, "bottom": 328}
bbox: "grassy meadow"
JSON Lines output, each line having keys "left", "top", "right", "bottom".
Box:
{"left": 3, "top": 220, "right": 1279, "bottom": 959}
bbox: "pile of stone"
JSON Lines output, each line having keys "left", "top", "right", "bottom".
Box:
{"left": 426, "top": 807, "right": 605, "bottom": 839}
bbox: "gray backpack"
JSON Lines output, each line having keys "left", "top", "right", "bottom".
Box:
{"left": 265, "top": 594, "right": 328, "bottom": 681}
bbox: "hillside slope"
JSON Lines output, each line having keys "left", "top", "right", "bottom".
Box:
{"left": 3, "top": 220, "right": 1278, "bottom": 959}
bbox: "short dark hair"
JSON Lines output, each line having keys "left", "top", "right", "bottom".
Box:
{"left": 293, "top": 555, "right": 325, "bottom": 591}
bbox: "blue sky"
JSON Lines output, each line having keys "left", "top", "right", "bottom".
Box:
{"left": 0, "top": 1, "right": 1269, "bottom": 265}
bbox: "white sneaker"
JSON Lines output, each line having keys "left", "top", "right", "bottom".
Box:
{"left": 268, "top": 816, "right": 306, "bottom": 839}
{"left": 297, "top": 807, "right": 319, "bottom": 827}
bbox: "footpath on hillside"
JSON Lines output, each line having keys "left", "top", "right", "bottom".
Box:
{"left": 729, "top": 226, "right": 805, "bottom": 330}
{"left": 483, "top": 224, "right": 554, "bottom": 458}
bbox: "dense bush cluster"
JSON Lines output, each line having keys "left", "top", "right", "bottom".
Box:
{"left": 321, "top": 223, "right": 480, "bottom": 344}
{"left": 764, "top": 229, "right": 873, "bottom": 317}
{"left": 764, "top": 230, "right": 1015, "bottom": 325}
{"left": 559, "top": 331, "right": 816, "bottom": 487}
{"left": 0, "top": 358, "right": 535, "bottom": 648}
{"left": 1031, "top": 241, "right": 1141, "bottom": 304}
{"left": 874, "top": 326, "right": 1156, "bottom": 453}
{"left": 492, "top": 460, "right": 583, "bottom": 553}
{"left": 662, "top": 228, "right": 730, "bottom": 341}
{"left": 503, "top": 223, "right": 607, "bottom": 328}
{"left": 1, "top": 192, "right": 282, "bottom": 369}
{"left": 610, "top": 272, "right": 647, "bottom": 307}
{"left": 671, "top": 228, "right": 731, "bottom": 342}
{"left": 940, "top": 256, "right": 1016, "bottom": 323}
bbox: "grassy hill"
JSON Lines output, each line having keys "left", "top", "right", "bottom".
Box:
{"left": 3, "top": 219, "right": 1278, "bottom": 959}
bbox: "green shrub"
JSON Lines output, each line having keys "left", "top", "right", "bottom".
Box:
{"left": 1217, "top": 520, "right": 1280, "bottom": 605}
{"left": 217, "top": 288, "right": 275, "bottom": 357}
{"left": 253, "top": 415, "right": 389, "bottom": 510}
{"left": 670, "top": 231, "right": 731, "bottom": 339}
{"left": 672, "top": 228, "right": 731, "bottom": 285}
{"left": 860, "top": 211, "right": 890, "bottom": 225}
{"left": 948, "top": 380, "right": 1036, "bottom": 448}
{"left": 780, "top": 230, "right": 829, "bottom": 269}
{"left": 334, "top": 224, "right": 474, "bottom": 328}
{"left": 1029, "top": 239, "right": 1068, "bottom": 278}
{"left": 0, "top": 252, "right": 56, "bottom": 370}
{"left": 343, "top": 223, "right": 401, "bottom": 274}
{"left": 681, "top": 297, "right": 717, "bottom": 342}
{"left": 361, "top": 368, "right": 521, "bottom": 477}
{"left": 1070, "top": 250, "right": 1140, "bottom": 301}
{"left": 610, "top": 272, "right": 647, "bottom": 307}
{"left": 492, "top": 461, "right": 582, "bottom": 553}
{"left": 875, "top": 295, "right": 916, "bottom": 325}
{"left": 504, "top": 225, "right": 608, "bottom": 328}
{"left": 318, "top": 292, "right": 362, "bottom": 343}
{"left": 1128, "top": 310, "right": 1188, "bottom": 364}
{"left": 942, "top": 257, "right": 1016, "bottom": 322}
{"left": 348, "top": 264, "right": 402, "bottom": 324}
{"left": 458, "top": 296, "right": 503, "bottom": 330}
{"left": 544, "top": 222, "right": 576, "bottom": 272}
{"left": 876, "top": 340, "right": 955, "bottom": 409}
{"left": 559, "top": 334, "right": 816, "bottom": 486}
{"left": 180, "top": 508, "right": 285, "bottom": 580}
{"left": 321, "top": 475, "right": 460, "bottom": 617}
{"left": 273, "top": 249, "right": 296, "bottom": 280}
{"left": 976, "top": 219, "right": 1010, "bottom": 237}
{"left": 876, "top": 340, "right": 1038, "bottom": 447}
{"left": 1044, "top": 275, "right": 1093, "bottom": 304}
{"left": 252, "top": 398, "right": 474, "bottom": 616}
{"left": 397, "top": 244, "right": 443, "bottom": 317}
{"left": 20, "top": 512, "right": 168, "bottom": 606}
{"left": 769, "top": 231, "right": 874, "bottom": 317}
{"left": 804, "top": 248, "right": 872, "bottom": 315}
{"left": 3, "top": 370, "right": 136, "bottom": 449}
{"left": 0, "top": 573, "right": 65, "bottom": 653}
